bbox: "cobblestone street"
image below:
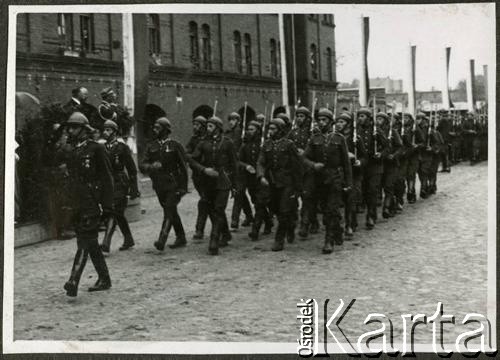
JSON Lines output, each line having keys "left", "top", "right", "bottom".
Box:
{"left": 13, "top": 162, "right": 489, "bottom": 345}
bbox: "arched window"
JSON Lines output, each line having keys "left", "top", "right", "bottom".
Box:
{"left": 148, "top": 14, "right": 161, "bottom": 55}
{"left": 310, "top": 43, "right": 318, "bottom": 79}
{"left": 233, "top": 31, "right": 242, "bottom": 73}
{"left": 57, "top": 13, "right": 74, "bottom": 51}
{"left": 326, "top": 47, "right": 333, "bottom": 81}
{"left": 270, "top": 39, "right": 278, "bottom": 78}
{"left": 189, "top": 21, "right": 199, "bottom": 69}
{"left": 201, "top": 24, "right": 212, "bottom": 70}
{"left": 244, "top": 33, "right": 252, "bottom": 75}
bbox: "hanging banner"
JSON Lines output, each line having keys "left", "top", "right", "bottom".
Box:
{"left": 407, "top": 45, "right": 417, "bottom": 117}
{"left": 442, "top": 47, "right": 451, "bottom": 110}
{"left": 359, "top": 16, "right": 370, "bottom": 107}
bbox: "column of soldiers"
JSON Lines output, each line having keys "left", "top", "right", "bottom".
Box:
{"left": 43, "top": 85, "right": 488, "bottom": 298}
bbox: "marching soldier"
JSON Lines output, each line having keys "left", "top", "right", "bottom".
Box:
{"left": 189, "top": 116, "right": 238, "bottom": 255}
{"left": 393, "top": 114, "right": 409, "bottom": 210}
{"left": 429, "top": 117, "right": 445, "bottom": 194}
{"left": 407, "top": 113, "right": 426, "bottom": 203}
{"left": 139, "top": 117, "right": 188, "bottom": 251}
{"left": 63, "top": 112, "right": 113, "bottom": 297}
{"left": 376, "top": 112, "right": 403, "bottom": 218}
{"left": 186, "top": 115, "right": 209, "bottom": 240}
{"left": 417, "top": 113, "right": 440, "bottom": 198}
{"left": 226, "top": 112, "right": 253, "bottom": 229}
{"left": 437, "top": 110, "right": 452, "bottom": 172}
{"left": 99, "top": 119, "right": 140, "bottom": 254}
{"left": 335, "top": 112, "right": 367, "bottom": 237}
{"left": 303, "top": 108, "right": 352, "bottom": 253}
{"left": 257, "top": 118, "right": 302, "bottom": 251}
{"left": 358, "top": 108, "right": 390, "bottom": 229}
{"left": 239, "top": 120, "right": 273, "bottom": 241}
{"left": 461, "top": 112, "right": 476, "bottom": 163}
{"left": 449, "top": 112, "right": 461, "bottom": 164}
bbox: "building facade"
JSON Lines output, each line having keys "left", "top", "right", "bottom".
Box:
{"left": 16, "top": 12, "right": 338, "bottom": 145}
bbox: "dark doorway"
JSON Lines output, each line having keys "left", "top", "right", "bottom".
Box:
{"left": 192, "top": 105, "right": 214, "bottom": 120}
{"left": 237, "top": 105, "right": 256, "bottom": 126}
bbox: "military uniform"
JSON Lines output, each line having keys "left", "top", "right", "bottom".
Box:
{"left": 436, "top": 112, "right": 452, "bottom": 172}
{"left": 303, "top": 128, "right": 352, "bottom": 253}
{"left": 378, "top": 112, "right": 403, "bottom": 218}
{"left": 100, "top": 133, "right": 139, "bottom": 252}
{"left": 189, "top": 119, "right": 238, "bottom": 255}
{"left": 358, "top": 110, "right": 390, "bottom": 229}
{"left": 225, "top": 119, "right": 253, "bottom": 228}
{"left": 417, "top": 118, "right": 441, "bottom": 198}
{"left": 186, "top": 117, "right": 209, "bottom": 239}
{"left": 257, "top": 120, "right": 303, "bottom": 251}
{"left": 140, "top": 120, "right": 188, "bottom": 251}
{"left": 238, "top": 126, "right": 273, "bottom": 241}
{"left": 339, "top": 114, "right": 367, "bottom": 236}
{"left": 63, "top": 112, "right": 113, "bottom": 297}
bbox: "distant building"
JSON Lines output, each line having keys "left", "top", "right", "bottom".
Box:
{"left": 337, "top": 87, "right": 387, "bottom": 112}
{"left": 369, "top": 77, "right": 403, "bottom": 93}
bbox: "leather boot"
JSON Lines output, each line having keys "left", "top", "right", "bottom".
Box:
{"left": 116, "top": 215, "right": 135, "bottom": 251}
{"left": 263, "top": 212, "right": 273, "bottom": 235}
{"left": 286, "top": 218, "right": 296, "bottom": 244}
{"left": 309, "top": 218, "right": 320, "bottom": 234}
{"left": 100, "top": 217, "right": 116, "bottom": 253}
{"left": 64, "top": 248, "right": 88, "bottom": 297}
{"left": 208, "top": 233, "right": 219, "bottom": 255}
{"left": 169, "top": 212, "right": 187, "bottom": 249}
{"left": 248, "top": 215, "right": 262, "bottom": 241}
{"left": 322, "top": 231, "right": 333, "bottom": 254}
{"left": 88, "top": 245, "right": 111, "bottom": 292}
{"left": 382, "top": 196, "right": 393, "bottom": 219}
{"left": 193, "top": 200, "right": 208, "bottom": 240}
{"left": 271, "top": 220, "right": 286, "bottom": 251}
{"left": 351, "top": 210, "right": 358, "bottom": 231}
{"left": 154, "top": 219, "right": 171, "bottom": 251}
{"left": 366, "top": 210, "right": 375, "bottom": 230}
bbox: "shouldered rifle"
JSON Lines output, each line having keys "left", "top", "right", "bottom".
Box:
{"left": 373, "top": 95, "right": 377, "bottom": 153}
{"left": 401, "top": 103, "right": 405, "bottom": 137}
{"left": 213, "top": 99, "right": 218, "bottom": 117}
{"left": 309, "top": 96, "right": 318, "bottom": 132}
{"left": 427, "top": 107, "right": 433, "bottom": 148}
{"left": 241, "top": 101, "right": 248, "bottom": 140}
{"left": 351, "top": 98, "right": 358, "bottom": 159}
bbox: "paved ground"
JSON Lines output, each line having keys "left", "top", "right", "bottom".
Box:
{"left": 13, "top": 162, "right": 489, "bottom": 345}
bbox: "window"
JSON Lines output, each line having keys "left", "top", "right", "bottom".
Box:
{"left": 310, "top": 43, "right": 318, "bottom": 79}
{"left": 233, "top": 31, "right": 242, "bottom": 73}
{"left": 80, "top": 14, "right": 95, "bottom": 53}
{"left": 201, "top": 24, "right": 212, "bottom": 70}
{"left": 189, "top": 21, "right": 199, "bottom": 69}
{"left": 326, "top": 47, "right": 333, "bottom": 81}
{"left": 148, "top": 14, "right": 161, "bottom": 55}
{"left": 244, "top": 33, "right": 252, "bottom": 75}
{"left": 270, "top": 38, "right": 278, "bottom": 77}
{"left": 57, "top": 13, "right": 74, "bottom": 51}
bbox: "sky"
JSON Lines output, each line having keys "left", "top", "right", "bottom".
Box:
{"left": 332, "top": 3, "right": 496, "bottom": 92}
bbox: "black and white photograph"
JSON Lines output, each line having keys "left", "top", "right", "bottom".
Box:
{"left": 2, "top": 1, "right": 496, "bottom": 356}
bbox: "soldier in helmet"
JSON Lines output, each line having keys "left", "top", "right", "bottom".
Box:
{"left": 417, "top": 113, "right": 440, "bottom": 198}
{"left": 226, "top": 111, "right": 253, "bottom": 229}
{"left": 257, "top": 118, "right": 302, "bottom": 251}
{"left": 186, "top": 115, "right": 209, "bottom": 240}
{"left": 303, "top": 108, "right": 352, "bottom": 253}
{"left": 406, "top": 113, "right": 426, "bottom": 203}
{"left": 99, "top": 119, "right": 140, "bottom": 254}
{"left": 276, "top": 112, "right": 293, "bottom": 136}
{"left": 393, "top": 113, "right": 409, "bottom": 210}
{"left": 335, "top": 111, "right": 367, "bottom": 237}
{"left": 139, "top": 117, "right": 189, "bottom": 251}
{"left": 376, "top": 111, "right": 403, "bottom": 218}
{"left": 437, "top": 110, "right": 452, "bottom": 172}
{"left": 62, "top": 112, "right": 113, "bottom": 297}
{"left": 357, "top": 108, "right": 390, "bottom": 229}
{"left": 429, "top": 116, "right": 444, "bottom": 194}
{"left": 188, "top": 116, "right": 238, "bottom": 255}
{"left": 239, "top": 120, "right": 273, "bottom": 241}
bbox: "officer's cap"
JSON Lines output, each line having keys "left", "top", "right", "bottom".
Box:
{"left": 295, "top": 106, "right": 311, "bottom": 117}
{"left": 208, "top": 116, "right": 224, "bottom": 129}
{"left": 103, "top": 119, "right": 119, "bottom": 131}
{"left": 357, "top": 108, "right": 372, "bottom": 117}
{"left": 317, "top": 108, "right": 334, "bottom": 121}
{"left": 228, "top": 112, "right": 241, "bottom": 120}
{"left": 193, "top": 115, "right": 207, "bottom": 125}
{"left": 67, "top": 112, "right": 94, "bottom": 131}
{"left": 155, "top": 117, "right": 171, "bottom": 130}
{"left": 100, "top": 87, "right": 115, "bottom": 98}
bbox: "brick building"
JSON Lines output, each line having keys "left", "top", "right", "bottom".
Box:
{"left": 16, "top": 13, "right": 338, "bottom": 145}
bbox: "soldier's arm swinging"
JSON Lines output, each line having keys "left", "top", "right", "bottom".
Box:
{"left": 122, "top": 144, "right": 140, "bottom": 198}
{"left": 95, "top": 144, "right": 114, "bottom": 213}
